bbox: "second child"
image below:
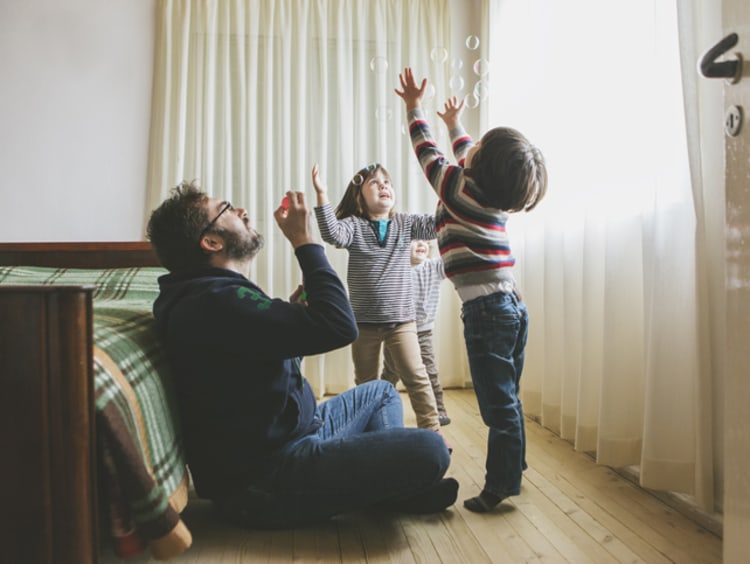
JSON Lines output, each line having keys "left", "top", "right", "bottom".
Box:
{"left": 312, "top": 163, "right": 442, "bottom": 434}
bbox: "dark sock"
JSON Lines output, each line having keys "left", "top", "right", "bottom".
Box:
{"left": 463, "top": 489, "right": 503, "bottom": 513}
{"left": 377, "top": 477, "right": 459, "bottom": 514}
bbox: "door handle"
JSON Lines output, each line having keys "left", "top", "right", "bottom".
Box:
{"left": 699, "top": 32, "right": 743, "bottom": 83}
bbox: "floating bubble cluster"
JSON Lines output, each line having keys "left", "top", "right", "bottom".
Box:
{"left": 421, "top": 36, "right": 489, "bottom": 110}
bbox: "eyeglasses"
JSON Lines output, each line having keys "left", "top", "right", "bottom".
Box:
{"left": 198, "top": 201, "right": 233, "bottom": 240}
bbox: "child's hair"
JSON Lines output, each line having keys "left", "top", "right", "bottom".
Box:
{"left": 465, "top": 127, "right": 548, "bottom": 212}
{"left": 147, "top": 181, "right": 213, "bottom": 272}
{"left": 335, "top": 163, "right": 396, "bottom": 220}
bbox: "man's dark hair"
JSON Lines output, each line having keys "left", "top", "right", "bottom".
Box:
{"left": 147, "top": 181, "right": 212, "bottom": 272}
{"left": 465, "top": 127, "right": 548, "bottom": 212}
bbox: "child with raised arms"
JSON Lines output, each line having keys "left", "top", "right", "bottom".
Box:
{"left": 395, "top": 67, "right": 548, "bottom": 513}
{"left": 311, "top": 163, "right": 444, "bottom": 438}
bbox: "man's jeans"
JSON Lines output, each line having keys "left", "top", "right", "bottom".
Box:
{"left": 462, "top": 291, "right": 528, "bottom": 498}
{"left": 216, "top": 380, "right": 450, "bottom": 527}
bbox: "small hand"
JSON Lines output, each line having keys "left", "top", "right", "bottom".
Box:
{"left": 437, "top": 96, "right": 465, "bottom": 129}
{"left": 312, "top": 163, "right": 326, "bottom": 195}
{"left": 395, "top": 67, "right": 427, "bottom": 110}
{"left": 311, "top": 163, "right": 329, "bottom": 206}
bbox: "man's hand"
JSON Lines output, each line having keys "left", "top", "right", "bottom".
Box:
{"left": 274, "top": 191, "right": 316, "bottom": 248}
{"left": 395, "top": 67, "right": 427, "bottom": 111}
{"left": 437, "top": 96, "right": 465, "bottom": 130}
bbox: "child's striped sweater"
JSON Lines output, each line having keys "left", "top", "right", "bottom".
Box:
{"left": 314, "top": 202, "right": 436, "bottom": 324}
{"left": 407, "top": 107, "right": 517, "bottom": 293}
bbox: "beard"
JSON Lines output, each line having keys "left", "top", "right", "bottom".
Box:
{"left": 220, "top": 219, "right": 265, "bottom": 261}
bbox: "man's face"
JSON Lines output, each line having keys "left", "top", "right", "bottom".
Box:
{"left": 203, "top": 197, "right": 264, "bottom": 260}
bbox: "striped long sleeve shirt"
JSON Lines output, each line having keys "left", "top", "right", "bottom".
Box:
{"left": 407, "top": 107, "right": 517, "bottom": 292}
{"left": 314, "top": 202, "right": 436, "bottom": 324}
{"left": 413, "top": 257, "right": 445, "bottom": 332}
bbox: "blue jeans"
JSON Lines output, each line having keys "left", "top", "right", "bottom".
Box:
{"left": 462, "top": 291, "right": 528, "bottom": 498}
{"left": 215, "top": 380, "right": 451, "bottom": 527}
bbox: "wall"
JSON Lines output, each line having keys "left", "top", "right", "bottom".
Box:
{"left": 0, "top": 0, "right": 482, "bottom": 244}
{"left": 0, "top": 0, "right": 156, "bottom": 242}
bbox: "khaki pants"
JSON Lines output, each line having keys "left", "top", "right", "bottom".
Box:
{"left": 383, "top": 329, "right": 447, "bottom": 416}
{"left": 352, "top": 321, "right": 439, "bottom": 430}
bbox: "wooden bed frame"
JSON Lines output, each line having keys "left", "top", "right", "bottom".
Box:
{"left": 0, "top": 241, "right": 161, "bottom": 268}
{"left": 0, "top": 242, "right": 161, "bottom": 564}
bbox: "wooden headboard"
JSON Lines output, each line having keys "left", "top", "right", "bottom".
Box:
{"left": 0, "top": 242, "right": 161, "bottom": 268}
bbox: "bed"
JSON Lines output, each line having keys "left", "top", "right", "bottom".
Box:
{"left": 0, "top": 242, "right": 192, "bottom": 563}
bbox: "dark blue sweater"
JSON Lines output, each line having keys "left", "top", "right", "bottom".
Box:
{"left": 153, "top": 244, "right": 358, "bottom": 499}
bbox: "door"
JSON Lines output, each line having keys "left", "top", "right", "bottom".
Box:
{"left": 721, "top": 0, "right": 750, "bottom": 560}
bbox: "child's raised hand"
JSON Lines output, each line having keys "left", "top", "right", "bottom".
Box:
{"left": 312, "top": 163, "right": 326, "bottom": 195}
{"left": 437, "top": 96, "right": 465, "bottom": 129}
{"left": 395, "top": 67, "right": 427, "bottom": 110}
{"left": 311, "top": 163, "right": 329, "bottom": 206}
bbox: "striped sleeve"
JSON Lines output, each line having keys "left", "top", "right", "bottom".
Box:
{"left": 314, "top": 203, "right": 355, "bottom": 249}
{"left": 409, "top": 213, "right": 437, "bottom": 241}
{"left": 407, "top": 107, "right": 471, "bottom": 203}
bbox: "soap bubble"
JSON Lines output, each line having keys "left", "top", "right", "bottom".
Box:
{"left": 375, "top": 106, "right": 392, "bottom": 121}
{"left": 451, "top": 58, "right": 464, "bottom": 71}
{"left": 464, "top": 93, "right": 479, "bottom": 109}
{"left": 473, "top": 80, "right": 488, "bottom": 101}
{"left": 430, "top": 46, "right": 448, "bottom": 63}
{"left": 370, "top": 56, "right": 388, "bottom": 74}
{"left": 466, "top": 35, "right": 480, "bottom": 50}
{"left": 449, "top": 75, "right": 465, "bottom": 92}
{"left": 424, "top": 83, "right": 436, "bottom": 100}
{"left": 473, "top": 58, "right": 489, "bottom": 77}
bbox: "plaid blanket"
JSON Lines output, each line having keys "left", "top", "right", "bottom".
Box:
{"left": 0, "top": 266, "right": 192, "bottom": 560}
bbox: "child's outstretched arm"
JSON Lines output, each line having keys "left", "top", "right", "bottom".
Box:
{"left": 395, "top": 67, "right": 427, "bottom": 111}
{"left": 312, "top": 163, "right": 329, "bottom": 207}
{"left": 437, "top": 97, "right": 465, "bottom": 131}
{"left": 438, "top": 96, "right": 472, "bottom": 166}
{"left": 395, "top": 68, "right": 468, "bottom": 204}
{"left": 311, "top": 163, "right": 355, "bottom": 249}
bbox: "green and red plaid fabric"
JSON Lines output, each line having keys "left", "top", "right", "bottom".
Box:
{"left": 0, "top": 266, "right": 190, "bottom": 559}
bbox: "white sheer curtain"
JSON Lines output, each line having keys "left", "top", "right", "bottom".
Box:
{"left": 146, "top": 0, "right": 725, "bottom": 506}
{"left": 146, "top": 0, "right": 464, "bottom": 395}
{"left": 485, "top": 0, "right": 723, "bottom": 509}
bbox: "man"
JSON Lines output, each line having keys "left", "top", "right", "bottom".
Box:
{"left": 146, "top": 182, "right": 457, "bottom": 528}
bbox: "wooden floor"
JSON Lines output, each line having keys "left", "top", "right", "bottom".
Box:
{"left": 103, "top": 389, "right": 722, "bottom": 563}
